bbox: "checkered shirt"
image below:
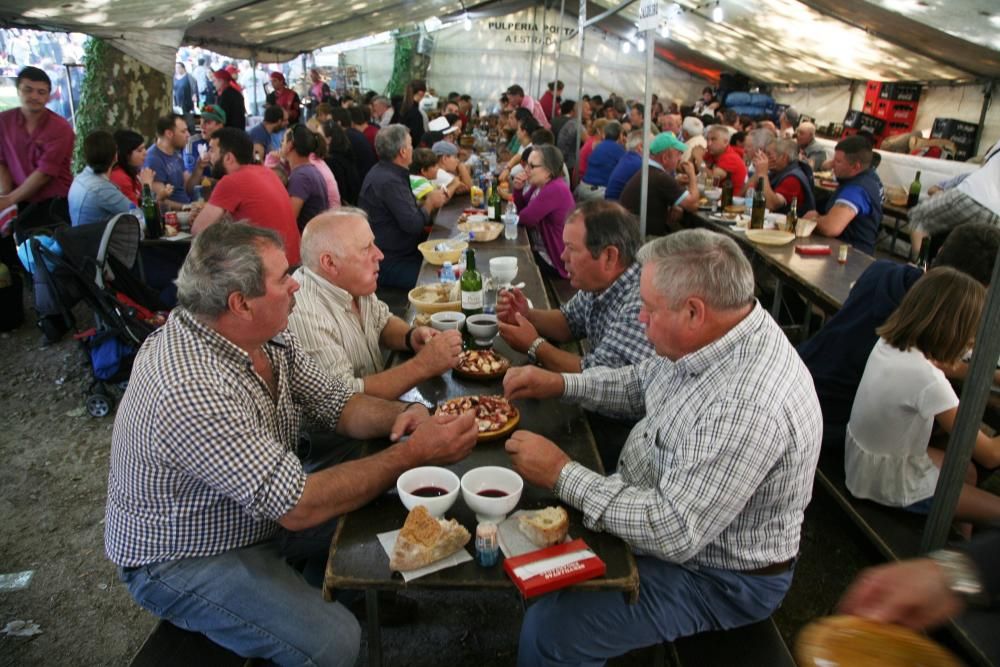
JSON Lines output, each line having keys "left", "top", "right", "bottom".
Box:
{"left": 556, "top": 303, "right": 822, "bottom": 570}
{"left": 910, "top": 187, "right": 1000, "bottom": 238}
{"left": 559, "top": 262, "right": 654, "bottom": 370}
{"left": 104, "top": 309, "right": 355, "bottom": 567}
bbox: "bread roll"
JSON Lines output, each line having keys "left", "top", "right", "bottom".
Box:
{"left": 518, "top": 506, "right": 569, "bottom": 548}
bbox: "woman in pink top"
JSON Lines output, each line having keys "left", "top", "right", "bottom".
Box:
{"left": 306, "top": 128, "right": 341, "bottom": 208}
{"left": 512, "top": 145, "right": 573, "bottom": 278}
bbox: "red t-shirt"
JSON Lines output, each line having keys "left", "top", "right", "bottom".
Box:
{"left": 208, "top": 165, "right": 301, "bottom": 266}
{"left": 707, "top": 145, "right": 747, "bottom": 193}
{"left": 774, "top": 174, "right": 805, "bottom": 211}
{"left": 363, "top": 124, "right": 378, "bottom": 152}
{"left": 109, "top": 165, "right": 141, "bottom": 205}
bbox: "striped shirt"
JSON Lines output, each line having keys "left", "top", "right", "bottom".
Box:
{"left": 104, "top": 309, "right": 354, "bottom": 567}
{"left": 287, "top": 266, "right": 392, "bottom": 393}
{"left": 560, "top": 262, "right": 654, "bottom": 370}
{"left": 555, "top": 303, "right": 822, "bottom": 570}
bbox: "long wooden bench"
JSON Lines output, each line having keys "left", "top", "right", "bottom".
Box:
{"left": 666, "top": 618, "right": 796, "bottom": 667}
{"left": 130, "top": 620, "right": 245, "bottom": 667}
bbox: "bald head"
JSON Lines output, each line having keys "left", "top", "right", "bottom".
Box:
{"left": 659, "top": 113, "right": 682, "bottom": 135}
{"left": 301, "top": 207, "right": 384, "bottom": 296}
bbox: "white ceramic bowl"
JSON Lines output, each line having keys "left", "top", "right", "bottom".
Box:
{"left": 430, "top": 311, "right": 466, "bottom": 332}
{"left": 466, "top": 314, "right": 499, "bottom": 344}
{"left": 732, "top": 196, "right": 746, "bottom": 207}
{"left": 489, "top": 256, "right": 518, "bottom": 285}
{"left": 397, "top": 466, "right": 461, "bottom": 517}
{"left": 461, "top": 466, "right": 523, "bottom": 522}
{"left": 705, "top": 187, "right": 723, "bottom": 201}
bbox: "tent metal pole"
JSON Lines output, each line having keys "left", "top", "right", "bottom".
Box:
{"left": 251, "top": 55, "right": 259, "bottom": 117}
{"left": 973, "top": 80, "right": 994, "bottom": 157}
{"left": 921, "top": 252, "right": 1000, "bottom": 551}
{"left": 639, "top": 28, "right": 653, "bottom": 238}
{"left": 536, "top": 3, "right": 548, "bottom": 100}
{"left": 574, "top": 0, "right": 586, "bottom": 184}
{"left": 582, "top": 0, "right": 640, "bottom": 28}
{"left": 552, "top": 0, "right": 566, "bottom": 123}
{"left": 527, "top": 4, "right": 539, "bottom": 98}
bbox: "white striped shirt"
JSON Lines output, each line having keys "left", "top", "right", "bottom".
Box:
{"left": 555, "top": 303, "right": 822, "bottom": 570}
{"left": 104, "top": 309, "right": 354, "bottom": 567}
{"left": 287, "top": 266, "right": 392, "bottom": 393}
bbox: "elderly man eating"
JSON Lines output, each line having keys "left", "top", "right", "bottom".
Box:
{"left": 795, "top": 121, "right": 828, "bottom": 170}
{"left": 105, "top": 222, "right": 477, "bottom": 666}
{"left": 288, "top": 208, "right": 462, "bottom": 400}
{"left": 750, "top": 136, "right": 817, "bottom": 216}
{"left": 620, "top": 131, "right": 699, "bottom": 235}
{"left": 502, "top": 229, "right": 822, "bottom": 666}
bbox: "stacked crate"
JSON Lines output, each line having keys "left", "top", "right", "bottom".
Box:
{"left": 841, "top": 81, "right": 922, "bottom": 145}
{"left": 931, "top": 118, "right": 979, "bottom": 161}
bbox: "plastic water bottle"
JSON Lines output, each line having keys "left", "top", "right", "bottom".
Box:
{"left": 440, "top": 261, "right": 456, "bottom": 283}
{"left": 502, "top": 201, "right": 518, "bottom": 241}
{"left": 744, "top": 188, "right": 754, "bottom": 217}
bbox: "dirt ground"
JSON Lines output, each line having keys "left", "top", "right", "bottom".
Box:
{"left": 0, "top": 294, "right": 877, "bottom": 666}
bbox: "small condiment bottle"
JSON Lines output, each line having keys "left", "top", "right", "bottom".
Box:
{"left": 475, "top": 522, "right": 499, "bottom": 567}
{"left": 838, "top": 244, "right": 849, "bottom": 264}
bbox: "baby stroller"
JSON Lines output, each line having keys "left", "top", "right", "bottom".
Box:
{"left": 23, "top": 213, "right": 166, "bottom": 417}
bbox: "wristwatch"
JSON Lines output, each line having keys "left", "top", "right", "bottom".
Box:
{"left": 928, "top": 549, "right": 985, "bottom": 603}
{"left": 526, "top": 337, "right": 546, "bottom": 364}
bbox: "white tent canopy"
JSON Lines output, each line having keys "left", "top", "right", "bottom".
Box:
{"left": 3, "top": 0, "right": 999, "bottom": 81}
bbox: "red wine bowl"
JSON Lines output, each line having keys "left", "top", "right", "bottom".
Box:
{"left": 397, "top": 466, "right": 460, "bottom": 517}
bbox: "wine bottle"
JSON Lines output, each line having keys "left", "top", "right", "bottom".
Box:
{"left": 487, "top": 181, "right": 501, "bottom": 222}
{"left": 786, "top": 196, "right": 798, "bottom": 233}
{"left": 460, "top": 240, "right": 483, "bottom": 344}
{"left": 141, "top": 184, "right": 162, "bottom": 239}
{"left": 750, "top": 177, "right": 766, "bottom": 229}
{"left": 907, "top": 170, "right": 922, "bottom": 208}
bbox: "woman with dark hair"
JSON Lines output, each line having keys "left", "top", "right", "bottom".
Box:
{"left": 109, "top": 129, "right": 158, "bottom": 205}
{"left": 400, "top": 79, "right": 428, "bottom": 146}
{"left": 510, "top": 144, "right": 573, "bottom": 278}
{"left": 282, "top": 125, "right": 329, "bottom": 230}
{"left": 68, "top": 130, "right": 133, "bottom": 227}
{"left": 321, "top": 120, "right": 362, "bottom": 206}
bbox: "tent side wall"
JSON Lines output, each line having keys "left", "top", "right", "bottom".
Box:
{"left": 341, "top": 12, "right": 705, "bottom": 110}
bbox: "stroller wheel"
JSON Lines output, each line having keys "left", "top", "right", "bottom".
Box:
{"left": 86, "top": 394, "right": 114, "bottom": 418}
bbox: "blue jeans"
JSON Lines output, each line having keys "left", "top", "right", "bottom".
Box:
{"left": 517, "top": 556, "right": 793, "bottom": 666}
{"left": 120, "top": 535, "right": 360, "bottom": 667}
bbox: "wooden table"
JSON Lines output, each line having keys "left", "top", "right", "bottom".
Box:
{"left": 695, "top": 214, "right": 876, "bottom": 325}
{"left": 323, "top": 201, "right": 639, "bottom": 667}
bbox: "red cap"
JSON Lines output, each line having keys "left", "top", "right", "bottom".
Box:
{"left": 213, "top": 69, "right": 233, "bottom": 83}
{"left": 270, "top": 71, "right": 285, "bottom": 83}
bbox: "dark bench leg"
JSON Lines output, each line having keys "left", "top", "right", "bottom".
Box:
{"left": 366, "top": 589, "right": 382, "bottom": 667}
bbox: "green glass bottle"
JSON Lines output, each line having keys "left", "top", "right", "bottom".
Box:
{"left": 750, "top": 177, "right": 766, "bottom": 230}
{"left": 460, "top": 239, "right": 483, "bottom": 346}
{"left": 140, "top": 184, "right": 162, "bottom": 239}
{"left": 786, "top": 196, "right": 798, "bottom": 232}
{"left": 487, "top": 182, "right": 502, "bottom": 222}
{"left": 907, "top": 170, "right": 922, "bottom": 208}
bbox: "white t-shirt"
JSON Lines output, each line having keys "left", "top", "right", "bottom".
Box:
{"left": 433, "top": 169, "right": 455, "bottom": 188}
{"left": 845, "top": 339, "right": 959, "bottom": 506}
{"left": 957, "top": 143, "right": 1000, "bottom": 216}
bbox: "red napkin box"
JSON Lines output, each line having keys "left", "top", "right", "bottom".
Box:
{"left": 503, "top": 538, "right": 606, "bottom": 598}
{"left": 795, "top": 245, "right": 832, "bottom": 255}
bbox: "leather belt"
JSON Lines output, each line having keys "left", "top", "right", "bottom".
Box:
{"left": 743, "top": 558, "right": 795, "bottom": 576}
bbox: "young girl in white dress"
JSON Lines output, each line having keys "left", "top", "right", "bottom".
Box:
{"left": 846, "top": 267, "right": 1000, "bottom": 524}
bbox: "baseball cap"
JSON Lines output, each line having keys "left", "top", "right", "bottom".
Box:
{"left": 200, "top": 104, "right": 227, "bottom": 125}
{"left": 270, "top": 71, "right": 285, "bottom": 83}
{"left": 650, "top": 131, "right": 688, "bottom": 155}
{"left": 431, "top": 141, "right": 458, "bottom": 156}
{"left": 213, "top": 69, "right": 233, "bottom": 83}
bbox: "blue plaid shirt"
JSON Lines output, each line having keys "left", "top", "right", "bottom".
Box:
{"left": 560, "top": 262, "right": 654, "bottom": 370}
{"left": 104, "top": 309, "right": 354, "bottom": 567}
{"left": 556, "top": 304, "right": 822, "bottom": 570}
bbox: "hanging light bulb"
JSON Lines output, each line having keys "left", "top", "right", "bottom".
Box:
{"left": 621, "top": 39, "right": 631, "bottom": 54}
{"left": 636, "top": 38, "right": 645, "bottom": 52}
{"left": 712, "top": 2, "right": 723, "bottom": 23}
{"left": 658, "top": 22, "right": 670, "bottom": 39}
{"left": 463, "top": 13, "right": 472, "bottom": 30}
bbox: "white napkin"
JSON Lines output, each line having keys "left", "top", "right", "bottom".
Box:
{"left": 511, "top": 549, "right": 597, "bottom": 580}
{"left": 376, "top": 529, "right": 472, "bottom": 582}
